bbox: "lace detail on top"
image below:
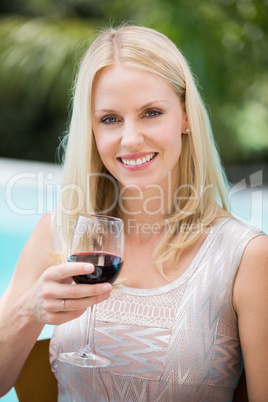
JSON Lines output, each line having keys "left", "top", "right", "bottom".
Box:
{"left": 96, "top": 284, "right": 187, "bottom": 328}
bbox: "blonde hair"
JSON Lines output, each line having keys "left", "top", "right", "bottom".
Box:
{"left": 57, "top": 25, "right": 230, "bottom": 273}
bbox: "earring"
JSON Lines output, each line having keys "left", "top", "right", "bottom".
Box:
{"left": 185, "top": 128, "right": 190, "bottom": 134}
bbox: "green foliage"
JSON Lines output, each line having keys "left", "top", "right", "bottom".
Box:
{"left": 0, "top": 0, "right": 267, "bottom": 164}
{"left": 102, "top": 0, "right": 268, "bottom": 164}
{"left": 0, "top": 16, "right": 99, "bottom": 162}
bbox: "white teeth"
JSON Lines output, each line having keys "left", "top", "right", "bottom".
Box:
{"left": 120, "top": 153, "right": 155, "bottom": 166}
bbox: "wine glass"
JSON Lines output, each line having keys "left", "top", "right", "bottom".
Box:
{"left": 58, "top": 214, "right": 124, "bottom": 367}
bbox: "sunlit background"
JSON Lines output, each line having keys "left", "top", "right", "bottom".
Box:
{"left": 0, "top": 0, "right": 267, "bottom": 400}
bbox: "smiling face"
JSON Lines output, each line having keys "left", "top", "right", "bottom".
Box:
{"left": 92, "top": 65, "right": 188, "bottom": 192}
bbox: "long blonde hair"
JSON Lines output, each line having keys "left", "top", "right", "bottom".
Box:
{"left": 57, "top": 25, "right": 230, "bottom": 272}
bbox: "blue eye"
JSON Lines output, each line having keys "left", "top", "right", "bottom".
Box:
{"left": 145, "top": 110, "right": 162, "bottom": 118}
{"left": 101, "top": 116, "right": 118, "bottom": 124}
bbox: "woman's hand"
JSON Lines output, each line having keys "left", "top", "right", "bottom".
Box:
{"left": 26, "top": 262, "right": 112, "bottom": 326}
{"left": 0, "top": 212, "right": 112, "bottom": 396}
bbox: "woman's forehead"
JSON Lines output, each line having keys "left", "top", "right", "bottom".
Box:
{"left": 91, "top": 65, "right": 181, "bottom": 111}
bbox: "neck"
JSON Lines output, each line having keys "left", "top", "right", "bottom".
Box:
{"left": 118, "top": 173, "right": 178, "bottom": 237}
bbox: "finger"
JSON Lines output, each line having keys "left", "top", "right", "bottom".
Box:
{"left": 40, "top": 289, "right": 111, "bottom": 322}
{"left": 41, "top": 281, "right": 112, "bottom": 302}
{"left": 57, "top": 292, "right": 111, "bottom": 313}
{"left": 54, "top": 282, "right": 112, "bottom": 300}
{"left": 46, "top": 309, "right": 87, "bottom": 325}
{"left": 44, "top": 263, "right": 94, "bottom": 282}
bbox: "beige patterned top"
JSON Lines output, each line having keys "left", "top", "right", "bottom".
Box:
{"left": 49, "top": 218, "right": 263, "bottom": 401}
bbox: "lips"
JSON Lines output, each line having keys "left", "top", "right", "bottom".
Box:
{"left": 118, "top": 152, "right": 157, "bottom": 167}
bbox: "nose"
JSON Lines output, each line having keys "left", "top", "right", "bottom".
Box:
{"left": 120, "top": 121, "right": 144, "bottom": 150}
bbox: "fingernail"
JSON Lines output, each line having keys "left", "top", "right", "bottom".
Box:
{"left": 102, "top": 284, "right": 111, "bottom": 292}
{"left": 102, "top": 292, "right": 110, "bottom": 300}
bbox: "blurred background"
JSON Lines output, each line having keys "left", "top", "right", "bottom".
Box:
{"left": 0, "top": 1, "right": 267, "bottom": 400}
{"left": 0, "top": 0, "right": 268, "bottom": 165}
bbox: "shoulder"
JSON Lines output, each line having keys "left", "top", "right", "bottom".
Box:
{"left": 17, "top": 211, "right": 55, "bottom": 271}
{"left": 215, "top": 217, "right": 262, "bottom": 235}
{"left": 233, "top": 233, "right": 268, "bottom": 313}
{"left": 238, "top": 233, "right": 268, "bottom": 282}
{"left": 22, "top": 211, "right": 55, "bottom": 254}
{"left": 23, "top": 210, "right": 56, "bottom": 260}
{"left": 31, "top": 210, "right": 54, "bottom": 235}
{"left": 212, "top": 217, "right": 264, "bottom": 250}
{"left": 241, "top": 234, "right": 268, "bottom": 263}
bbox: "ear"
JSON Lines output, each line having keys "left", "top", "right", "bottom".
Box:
{"left": 181, "top": 110, "right": 189, "bottom": 134}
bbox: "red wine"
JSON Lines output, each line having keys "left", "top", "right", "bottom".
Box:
{"left": 70, "top": 252, "right": 123, "bottom": 285}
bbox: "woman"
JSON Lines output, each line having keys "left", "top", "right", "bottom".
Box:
{"left": 0, "top": 26, "right": 267, "bottom": 401}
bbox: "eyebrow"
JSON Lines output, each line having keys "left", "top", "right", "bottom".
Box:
{"left": 135, "top": 100, "right": 167, "bottom": 113}
{"left": 93, "top": 100, "right": 168, "bottom": 115}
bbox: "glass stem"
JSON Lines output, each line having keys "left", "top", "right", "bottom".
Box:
{"left": 81, "top": 305, "right": 96, "bottom": 355}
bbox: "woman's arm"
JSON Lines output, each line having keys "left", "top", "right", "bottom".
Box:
{"left": 0, "top": 213, "right": 112, "bottom": 396}
{"left": 233, "top": 235, "right": 268, "bottom": 401}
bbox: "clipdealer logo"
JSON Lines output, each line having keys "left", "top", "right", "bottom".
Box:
{"left": 4, "top": 169, "right": 266, "bottom": 232}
